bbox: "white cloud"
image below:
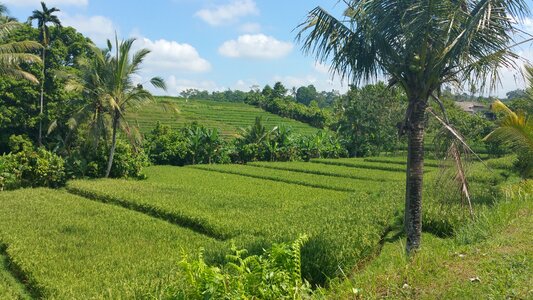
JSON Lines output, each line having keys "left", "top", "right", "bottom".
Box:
{"left": 219, "top": 34, "right": 293, "bottom": 59}
{"left": 239, "top": 22, "right": 261, "bottom": 33}
{"left": 59, "top": 13, "right": 115, "bottom": 46}
{"left": 313, "top": 62, "right": 330, "bottom": 74}
{"left": 195, "top": 0, "right": 258, "bottom": 26}
{"left": 3, "top": 0, "right": 87, "bottom": 7}
{"left": 166, "top": 76, "right": 221, "bottom": 95}
{"left": 273, "top": 74, "right": 349, "bottom": 93}
{"left": 135, "top": 37, "right": 211, "bottom": 73}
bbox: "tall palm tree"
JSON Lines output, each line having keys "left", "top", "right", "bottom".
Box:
{"left": 297, "top": 0, "right": 530, "bottom": 253}
{"left": 485, "top": 100, "right": 533, "bottom": 177}
{"left": 101, "top": 37, "right": 166, "bottom": 177}
{"left": 28, "top": 1, "right": 61, "bottom": 145}
{"left": 0, "top": 4, "right": 41, "bottom": 82}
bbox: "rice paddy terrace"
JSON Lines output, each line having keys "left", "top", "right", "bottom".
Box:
{"left": 128, "top": 97, "right": 321, "bottom": 138}
{"left": 0, "top": 156, "right": 519, "bottom": 298}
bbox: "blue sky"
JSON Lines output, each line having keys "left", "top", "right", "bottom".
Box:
{"left": 4, "top": 0, "right": 533, "bottom": 97}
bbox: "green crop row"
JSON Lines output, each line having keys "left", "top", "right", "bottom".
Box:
{"left": 0, "top": 250, "right": 30, "bottom": 300}
{"left": 311, "top": 158, "right": 412, "bottom": 172}
{"left": 0, "top": 188, "right": 224, "bottom": 299}
{"left": 248, "top": 161, "right": 404, "bottom": 182}
{"left": 67, "top": 166, "right": 403, "bottom": 284}
{"left": 363, "top": 156, "right": 441, "bottom": 167}
{"left": 193, "top": 164, "right": 396, "bottom": 192}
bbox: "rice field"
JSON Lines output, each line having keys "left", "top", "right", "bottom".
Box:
{"left": 0, "top": 156, "right": 514, "bottom": 298}
{"left": 127, "top": 97, "right": 321, "bottom": 138}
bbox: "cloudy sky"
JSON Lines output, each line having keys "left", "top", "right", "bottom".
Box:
{"left": 4, "top": 0, "right": 533, "bottom": 97}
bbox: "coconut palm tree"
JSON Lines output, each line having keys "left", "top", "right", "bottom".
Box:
{"left": 28, "top": 1, "right": 61, "bottom": 145}
{"left": 297, "top": 0, "right": 530, "bottom": 253}
{"left": 485, "top": 100, "right": 532, "bottom": 177}
{"left": 0, "top": 5, "right": 41, "bottom": 82}
{"left": 100, "top": 37, "right": 166, "bottom": 178}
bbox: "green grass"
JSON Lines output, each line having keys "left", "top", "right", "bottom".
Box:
{"left": 0, "top": 188, "right": 224, "bottom": 299}
{"left": 326, "top": 181, "right": 533, "bottom": 299}
{"left": 0, "top": 250, "right": 30, "bottom": 300}
{"left": 128, "top": 97, "right": 321, "bottom": 138}
{"left": 67, "top": 165, "right": 403, "bottom": 284}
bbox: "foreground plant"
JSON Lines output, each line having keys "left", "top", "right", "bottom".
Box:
{"left": 177, "top": 235, "right": 315, "bottom": 299}
{"left": 297, "top": 0, "right": 530, "bottom": 253}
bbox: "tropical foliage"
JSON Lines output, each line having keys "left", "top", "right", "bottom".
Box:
{"left": 485, "top": 100, "right": 533, "bottom": 177}
{"left": 297, "top": 0, "right": 529, "bottom": 253}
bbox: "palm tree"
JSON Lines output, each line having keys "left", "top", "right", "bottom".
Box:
{"left": 485, "top": 100, "right": 533, "bottom": 177}
{"left": 0, "top": 5, "right": 41, "bottom": 82}
{"left": 297, "top": 0, "right": 530, "bottom": 253}
{"left": 28, "top": 1, "right": 61, "bottom": 145}
{"left": 100, "top": 37, "right": 165, "bottom": 177}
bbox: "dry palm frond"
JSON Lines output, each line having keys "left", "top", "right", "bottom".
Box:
{"left": 428, "top": 106, "right": 474, "bottom": 219}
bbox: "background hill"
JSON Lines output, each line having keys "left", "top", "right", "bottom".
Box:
{"left": 128, "top": 97, "right": 321, "bottom": 138}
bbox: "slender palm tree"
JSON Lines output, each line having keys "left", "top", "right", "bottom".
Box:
{"left": 28, "top": 1, "right": 61, "bottom": 145}
{"left": 101, "top": 37, "right": 166, "bottom": 177}
{"left": 0, "top": 5, "right": 41, "bottom": 82}
{"left": 485, "top": 100, "right": 532, "bottom": 177}
{"left": 297, "top": 0, "right": 530, "bottom": 253}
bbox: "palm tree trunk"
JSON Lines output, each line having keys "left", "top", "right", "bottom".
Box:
{"left": 405, "top": 100, "right": 426, "bottom": 254}
{"left": 38, "top": 47, "right": 46, "bottom": 146}
{"left": 105, "top": 111, "right": 119, "bottom": 178}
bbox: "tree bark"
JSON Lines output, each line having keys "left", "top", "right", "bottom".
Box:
{"left": 405, "top": 100, "right": 426, "bottom": 254}
{"left": 38, "top": 47, "right": 46, "bottom": 146}
{"left": 105, "top": 111, "right": 119, "bottom": 178}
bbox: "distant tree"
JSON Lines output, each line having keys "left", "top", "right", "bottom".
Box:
{"left": 28, "top": 1, "right": 61, "bottom": 145}
{"left": 272, "top": 82, "right": 288, "bottom": 99}
{"left": 296, "top": 85, "right": 318, "bottom": 106}
{"left": 298, "top": 0, "right": 529, "bottom": 254}
{"left": 261, "top": 84, "right": 273, "bottom": 98}
{"left": 506, "top": 89, "right": 526, "bottom": 100}
{"left": 335, "top": 83, "right": 406, "bottom": 156}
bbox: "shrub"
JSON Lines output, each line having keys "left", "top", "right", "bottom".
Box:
{"left": 0, "top": 147, "right": 66, "bottom": 190}
{"left": 65, "top": 139, "right": 148, "bottom": 179}
{"left": 145, "top": 122, "right": 228, "bottom": 166}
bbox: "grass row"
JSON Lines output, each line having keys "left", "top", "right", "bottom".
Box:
{"left": 0, "top": 249, "right": 30, "bottom": 300}
{"left": 363, "top": 156, "right": 441, "bottom": 167}
{"left": 192, "top": 164, "right": 392, "bottom": 192}
{"left": 311, "top": 158, "right": 437, "bottom": 172}
{"left": 67, "top": 166, "right": 403, "bottom": 284}
{"left": 0, "top": 188, "right": 225, "bottom": 299}
{"left": 248, "top": 161, "right": 405, "bottom": 182}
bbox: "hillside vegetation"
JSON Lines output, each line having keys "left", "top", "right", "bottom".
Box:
{"left": 128, "top": 97, "right": 321, "bottom": 138}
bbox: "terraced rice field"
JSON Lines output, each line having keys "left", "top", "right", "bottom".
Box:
{"left": 0, "top": 157, "right": 510, "bottom": 298}
{"left": 128, "top": 97, "right": 321, "bottom": 138}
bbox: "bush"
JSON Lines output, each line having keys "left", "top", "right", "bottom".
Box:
{"left": 65, "top": 139, "right": 148, "bottom": 179}
{"left": 0, "top": 147, "right": 66, "bottom": 190}
{"left": 145, "top": 122, "right": 228, "bottom": 166}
